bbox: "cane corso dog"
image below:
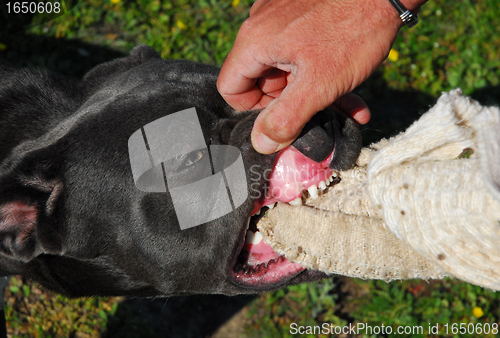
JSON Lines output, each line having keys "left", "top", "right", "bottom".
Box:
{"left": 0, "top": 45, "right": 361, "bottom": 297}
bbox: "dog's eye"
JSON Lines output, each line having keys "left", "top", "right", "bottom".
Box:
{"left": 183, "top": 150, "right": 204, "bottom": 167}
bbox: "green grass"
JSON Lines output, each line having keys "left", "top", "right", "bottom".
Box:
{"left": 243, "top": 277, "right": 500, "bottom": 338}
{"left": 29, "top": 0, "right": 253, "bottom": 65}
{"left": 1, "top": 0, "right": 500, "bottom": 336}
{"left": 5, "top": 276, "right": 120, "bottom": 337}
{"left": 383, "top": 0, "right": 500, "bottom": 98}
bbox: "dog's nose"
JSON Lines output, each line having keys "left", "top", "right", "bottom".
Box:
{"left": 291, "top": 109, "right": 336, "bottom": 163}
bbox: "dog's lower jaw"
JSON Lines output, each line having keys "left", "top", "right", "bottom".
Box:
{"left": 227, "top": 146, "right": 338, "bottom": 290}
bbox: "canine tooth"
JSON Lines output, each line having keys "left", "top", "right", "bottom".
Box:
{"left": 245, "top": 229, "right": 255, "bottom": 245}
{"left": 289, "top": 197, "right": 302, "bottom": 206}
{"left": 244, "top": 229, "right": 264, "bottom": 245}
{"left": 252, "top": 231, "right": 263, "bottom": 244}
{"left": 266, "top": 203, "right": 275, "bottom": 209}
{"left": 307, "top": 185, "right": 318, "bottom": 198}
{"left": 319, "top": 181, "right": 327, "bottom": 190}
{"left": 255, "top": 209, "right": 261, "bottom": 216}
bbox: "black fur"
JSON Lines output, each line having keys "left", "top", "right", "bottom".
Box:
{"left": 0, "top": 46, "right": 361, "bottom": 297}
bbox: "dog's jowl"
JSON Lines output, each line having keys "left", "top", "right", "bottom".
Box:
{"left": 0, "top": 46, "right": 361, "bottom": 298}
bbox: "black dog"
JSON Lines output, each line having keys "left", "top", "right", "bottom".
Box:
{"left": 0, "top": 46, "right": 361, "bottom": 298}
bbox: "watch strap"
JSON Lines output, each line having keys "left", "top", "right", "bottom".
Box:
{"left": 388, "top": 0, "right": 419, "bottom": 28}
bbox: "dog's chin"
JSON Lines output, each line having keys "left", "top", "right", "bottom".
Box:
{"left": 229, "top": 145, "right": 337, "bottom": 290}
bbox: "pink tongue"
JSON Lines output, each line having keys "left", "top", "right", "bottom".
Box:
{"left": 245, "top": 146, "right": 334, "bottom": 267}
{"left": 244, "top": 241, "right": 278, "bottom": 266}
{"left": 262, "top": 146, "right": 334, "bottom": 205}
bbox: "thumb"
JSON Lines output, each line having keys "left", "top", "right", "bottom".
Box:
{"left": 251, "top": 77, "right": 332, "bottom": 154}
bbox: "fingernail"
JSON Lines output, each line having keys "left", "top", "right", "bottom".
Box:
{"left": 253, "top": 133, "right": 280, "bottom": 154}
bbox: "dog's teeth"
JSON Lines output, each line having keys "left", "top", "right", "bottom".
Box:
{"left": 266, "top": 203, "right": 275, "bottom": 209}
{"left": 245, "top": 230, "right": 255, "bottom": 245}
{"left": 252, "top": 231, "right": 263, "bottom": 244}
{"left": 289, "top": 197, "right": 302, "bottom": 206}
{"left": 318, "top": 181, "right": 327, "bottom": 191}
{"left": 307, "top": 185, "right": 318, "bottom": 198}
{"left": 255, "top": 209, "right": 261, "bottom": 216}
{"left": 245, "top": 229, "right": 263, "bottom": 245}
{"left": 328, "top": 174, "right": 335, "bottom": 185}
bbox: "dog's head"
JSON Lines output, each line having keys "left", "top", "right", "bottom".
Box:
{"left": 0, "top": 46, "right": 361, "bottom": 297}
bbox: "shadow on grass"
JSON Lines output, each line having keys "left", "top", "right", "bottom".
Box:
{"left": 355, "top": 70, "right": 436, "bottom": 146}
{"left": 471, "top": 84, "right": 500, "bottom": 107}
{"left": 0, "top": 30, "right": 126, "bottom": 78}
{"left": 103, "top": 295, "right": 255, "bottom": 338}
{"left": 356, "top": 73, "right": 500, "bottom": 145}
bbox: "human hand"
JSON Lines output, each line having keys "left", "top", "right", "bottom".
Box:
{"left": 217, "top": 0, "right": 425, "bottom": 154}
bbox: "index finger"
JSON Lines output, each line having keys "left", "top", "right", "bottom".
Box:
{"left": 217, "top": 44, "right": 273, "bottom": 111}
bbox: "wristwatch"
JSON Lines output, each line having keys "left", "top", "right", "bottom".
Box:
{"left": 388, "top": 0, "right": 419, "bottom": 28}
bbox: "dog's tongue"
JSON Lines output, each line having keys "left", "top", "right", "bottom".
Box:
{"left": 262, "top": 146, "right": 334, "bottom": 206}
{"left": 245, "top": 145, "right": 334, "bottom": 271}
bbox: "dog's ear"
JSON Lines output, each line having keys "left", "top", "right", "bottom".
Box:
{"left": 82, "top": 45, "right": 161, "bottom": 91}
{"left": 0, "top": 148, "right": 64, "bottom": 262}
